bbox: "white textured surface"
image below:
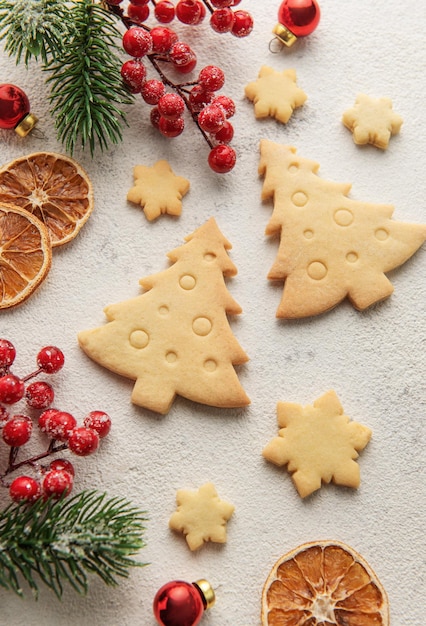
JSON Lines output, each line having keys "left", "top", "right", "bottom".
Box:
{"left": 0, "top": 1, "right": 425, "bottom": 624}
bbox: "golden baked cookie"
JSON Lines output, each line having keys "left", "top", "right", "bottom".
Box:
{"left": 342, "top": 94, "right": 403, "bottom": 149}
{"left": 245, "top": 66, "right": 307, "bottom": 124}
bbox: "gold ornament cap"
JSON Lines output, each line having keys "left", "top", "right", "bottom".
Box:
{"left": 15, "top": 113, "right": 38, "bottom": 137}
{"left": 193, "top": 579, "right": 216, "bottom": 609}
{"left": 272, "top": 23, "right": 298, "bottom": 47}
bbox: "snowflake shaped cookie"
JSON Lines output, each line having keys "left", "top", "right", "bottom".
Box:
{"left": 245, "top": 66, "right": 307, "bottom": 124}
{"left": 169, "top": 482, "right": 235, "bottom": 550}
{"left": 262, "top": 391, "right": 372, "bottom": 498}
{"left": 342, "top": 94, "right": 403, "bottom": 149}
{"left": 127, "top": 160, "right": 190, "bottom": 221}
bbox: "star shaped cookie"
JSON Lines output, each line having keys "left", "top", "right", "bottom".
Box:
{"left": 342, "top": 94, "right": 403, "bottom": 149}
{"left": 169, "top": 482, "right": 235, "bottom": 550}
{"left": 262, "top": 391, "right": 372, "bottom": 498}
{"left": 245, "top": 66, "right": 307, "bottom": 124}
{"left": 127, "top": 159, "right": 190, "bottom": 221}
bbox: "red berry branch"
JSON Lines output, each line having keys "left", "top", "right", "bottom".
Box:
{"left": 106, "top": 0, "right": 253, "bottom": 173}
{"left": 0, "top": 339, "right": 111, "bottom": 503}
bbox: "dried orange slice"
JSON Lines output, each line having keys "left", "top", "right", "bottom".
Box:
{"left": 0, "top": 203, "right": 52, "bottom": 309}
{"left": 262, "top": 541, "right": 389, "bottom": 626}
{"left": 0, "top": 152, "right": 93, "bottom": 247}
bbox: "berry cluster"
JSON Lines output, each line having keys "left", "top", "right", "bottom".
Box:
{"left": 121, "top": 25, "right": 237, "bottom": 172}
{"left": 0, "top": 339, "right": 111, "bottom": 503}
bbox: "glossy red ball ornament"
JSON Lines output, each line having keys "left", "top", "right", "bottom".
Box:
{"left": 153, "top": 579, "right": 215, "bottom": 626}
{"left": 0, "top": 84, "right": 38, "bottom": 136}
{"left": 274, "top": 0, "right": 320, "bottom": 47}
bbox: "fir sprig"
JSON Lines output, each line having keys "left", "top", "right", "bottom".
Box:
{"left": 0, "top": 490, "right": 147, "bottom": 598}
{"left": 46, "top": 0, "right": 133, "bottom": 155}
{"left": 0, "top": 0, "right": 73, "bottom": 64}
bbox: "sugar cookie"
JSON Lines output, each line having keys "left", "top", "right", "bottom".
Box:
{"left": 245, "top": 66, "right": 307, "bottom": 124}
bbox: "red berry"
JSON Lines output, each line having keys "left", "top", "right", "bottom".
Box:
{"left": 169, "top": 42, "right": 195, "bottom": 68}
{"left": 211, "top": 94, "right": 235, "bottom": 118}
{"left": 37, "top": 346, "right": 64, "bottom": 374}
{"left": 42, "top": 410, "right": 76, "bottom": 441}
{"left": 42, "top": 469, "right": 73, "bottom": 499}
{"left": 9, "top": 476, "right": 41, "bottom": 503}
{"left": 198, "top": 65, "right": 225, "bottom": 92}
{"left": 0, "top": 374, "right": 25, "bottom": 404}
{"left": 196, "top": 1, "right": 206, "bottom": 23}
{"left": 0, "top": 339, "right": 16, "bottom": 370}
{"left": 208, "top": 144, "right": 237, "bottom": 173}
{"left": 154, "top": 0, "right": 176, "bottom": 23}
{"left": 150, "top": 27, "right": 178, "bottom": 54}
{"left": 128, "top": 3, "right": 150, "bottom": 24}
{"left": 174, "top": 56, "right": 197, "bottom": 74}
{"left": 38, "top": 408, "right": 60, "bottom": 432}
{"left": 68, "top": 427, "right": 99, "bottom": 456}
{"left": 121, "top": 59, "right": 147, "bottom": 93}
{"left": 150, "top": 106, "right": 161, "bottom": 129}
{"left": 158, "top": 116, "right": 185, "bottom": 137}
{"left": 176, "top": 0, "right": 203, "bottom": 25}
{"left": 2, "top": 415, "right": 32, "bottom": 447}
{"left": 25, "top": 381, "right": 54, "bottom": 410}
{"left": 158, "top": 93, "right": 185, "bottom": 120}
{"left": 49, "top": 458, "right": 75, "bottom": 476}
{"left": 83, "top": 411, "right": 112, "bottom": 438}
{"left": 198, "top": 104, "right": 225, "bottom": 133}
{"left": 231, "top": 9, "right": 253, "bottom": 37}
{"left": 129, "top": 0, "right": 149, "bottom": 5}
{"left": 211, "top": 0, "right": 233, "bottom": 7}
{"left": 214, "top": 120, "right": 234, "bottom": 143}
{"left": 141, "top": 79, "right": 166, "bottom": 105}
{"left": 122, "top": 27, "right": 152, "bottom": 57}
{"left": 210, "top": 8, "right": 235, "bottom": 33}
{"left": 189, "top": 85, "right": 214, "bottom": 112}
{"left": 230, "top": 0, "right": 241, "bottom": 4}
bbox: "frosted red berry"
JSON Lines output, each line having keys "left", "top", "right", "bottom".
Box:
{"left": 38, "top": 408, "right": 60, "bottom": 432}
{"left": 127, "top": 3, "right": 150, "bottom": 24}
{"left": 25, "top": 381, "right": 54, "bottom": 410}
{"left": 37, "top": 346, "right": 65, "bottom": 374}
{"left": 2, "top": 415, "right": 32, "bottom": 447}
{"left": 150, "top": 26, "right": 178, "bottom": 54}
{"left": 122, "top": 27, "right": 152, "bottom": 57}
{"left": 231, "top": 10, "right": 253, "bottom": 37}
{"left": 189, "top": 85, "right": 214, "bottom": 112}
{"left": 208, "top": 144, "right": 237, "bottom": 173}
{"left": 211, "top": 94, "right": 235, "bottom": 118}
{"left": 176, "top": 0, "right": 203, "bottom": 25}
{"left": 0, "top": 339, "right": 16, "bottom": 370}
{"left": 68, "top": 427, "right": 99, "bottom": 456}
{"left": 150, "top": 106, "right": 161, "bottom": 129}
{"left": 211, "top": 0, "right": 233, "bottom": 7}
{"left": 9, "top": 475, "right": 41, "bottom": 503}
{"left": 158, "top": 93, "right": 185, "bottom": 120}
{"left": 210, "top": 8, "right": 235, "bottom": 33}
{"left": 83, "top": 411, "right": 112, "bottom": 438}
{"left": 154, "top": 0, "right": 176, "bottom": 23}
{"left": 198, "top": 104, "right": 226, "bottom": 133}
{"left": 169, "top": 42, "right": 195, "bottom": 68}
{"left": 214, "top": 120, "right": 234, "bottom": 143}
{"left": 198, "top": 65, "right": 225, "bottom": 92}
{"left": 121, "top": 59, "right": 146, "bottom": 93}
{"left": 159, "top": 116, "right": 185, "bottom": 137}
{"left": 49, "top": 458, "right": 75, "bottom": 476}
{"left": 42, "top": 410, "right": 77, "bottom": 441}
{"left": 0, "top": 374, "right": 25, "bottom": 404}
{"left": 129, "top": 0, "right": 149, "bottom": 5}
{"left": 141, "top": 79, "right": 166, "bottom": 105}
{"left": 174, "top": 56, "right": 197, "bottom": 74}
{"left": 42, "top": 469, "right": 73, "bottom": 499}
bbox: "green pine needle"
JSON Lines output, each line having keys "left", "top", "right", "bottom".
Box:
{"left": 46, "top": 0, "right": 134, "bottom": 155}
{"left": 0, "top": 0, "right": 73, "bottom": 64}
{"left": 0, "top": 491, "right": 147, "bottom": 598}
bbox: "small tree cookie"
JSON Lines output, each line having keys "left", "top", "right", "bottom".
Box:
{"left": 78, "top": 218, "right": 250, "bottom": 414}
{"left": 259, "top": 139, "right": 426, "bottom": 318}
{"left": 263, "top": 391, "right": 372, "bottom": 498}
{"left": 245, "top": 66, "right": 307, "bottom": 124}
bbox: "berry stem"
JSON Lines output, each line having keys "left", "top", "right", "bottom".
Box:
{"left": 3, "top": 441, "right": 68, "bottom": 477}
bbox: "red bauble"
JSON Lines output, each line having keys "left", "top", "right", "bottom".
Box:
{"left": 0, "top": 84, "right": 37, "bottom": 135}
{"left": 275, "top": 0, "right": 320, "bottom": 46}
{"left": 153, "top": 580, "right": 215, "bottom": 626}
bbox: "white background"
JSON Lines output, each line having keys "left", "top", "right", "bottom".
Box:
{"left": 0, "top": 1, "right": 425, "bottom": 624}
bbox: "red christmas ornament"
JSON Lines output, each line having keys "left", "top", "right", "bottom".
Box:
{"left": 0, "top": 83, "right": 38, "bottom": 136}
{"left": 153, "top": 579, "right": 215, "bottom": 626}
{"left": 273, "top": 0, "right": 320, "bottom": 47}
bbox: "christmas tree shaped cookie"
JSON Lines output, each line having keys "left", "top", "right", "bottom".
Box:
{"left": 78, "top": 218, "right": 250, "bottom": 414}
{"left": 259, "top": 139, "right": 426, "bottom": 318}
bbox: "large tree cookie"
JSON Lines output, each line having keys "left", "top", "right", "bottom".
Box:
{"left": 127, "top": 159, "right": 189, "bottom": 221}
{"left": 259, "top": 139, "right": 426, "bottom": 318}
{"left": 262, "top": 390, "right": 372, "bottom": 498}
{"left": 78, "top": 218, "right": 250, "bottom": 414}
{"left": 245, "top": 66, "right": 307, "bottom": 124}
{"left": 342, "top": 94, "right": 403, "bottom": 149}
{"left": 169, "top": 482, "right": 235, "bottom": 551}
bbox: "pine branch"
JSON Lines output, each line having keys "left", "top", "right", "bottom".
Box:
{"left": 0, "top": 491, "right": 147, "bottom": 598}
{"left": 46, "top": 0, "right": 133, "bottom": 155}
{"left": 0, "top": 0, "right": 74, "bottom": 64}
